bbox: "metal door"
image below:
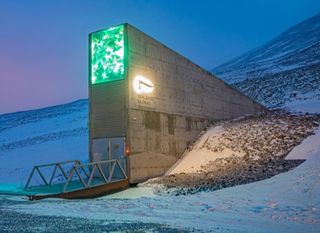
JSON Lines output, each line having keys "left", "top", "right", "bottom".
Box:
{"left": 92, "top": 137, "right": 126, "bottom": 178}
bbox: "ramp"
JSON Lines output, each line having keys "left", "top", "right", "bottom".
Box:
{"left": 20, "top": 159, "right": 128, "bottom": 200}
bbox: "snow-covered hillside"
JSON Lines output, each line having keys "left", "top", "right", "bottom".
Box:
{"left": 212, "top": 14, "right": 320, "bottom": 109}
{"left": 0, "top": 100, "right": 88, "bottom": 184}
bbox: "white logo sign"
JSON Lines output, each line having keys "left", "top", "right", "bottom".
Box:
{"left": 133, "top": 75, "right": 154, "bottom": 94}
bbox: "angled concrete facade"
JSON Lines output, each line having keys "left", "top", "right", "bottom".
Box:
{"left": 89, "top": 23, "right": 266, "bottom": 184}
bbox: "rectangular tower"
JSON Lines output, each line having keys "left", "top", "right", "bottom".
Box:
{"left": 89, "top": 25, "right": 127, "bottom": 172}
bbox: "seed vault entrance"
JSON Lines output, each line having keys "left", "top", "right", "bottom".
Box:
{"left": 17, "top": 22, "right": 265, "bottom": 200}
{"left": 92, "top": 137, "right": 127, "bottom": 177}
{"left": 88, "top": 23, "right": 265, "bottom": 185}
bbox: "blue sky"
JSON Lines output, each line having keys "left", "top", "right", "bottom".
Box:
{"left": 0, "top": 0, "right": 319, "bottom": 113}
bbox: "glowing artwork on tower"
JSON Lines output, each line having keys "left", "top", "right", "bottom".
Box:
{"left": 90, "top": 25, "right": 125, "bottom": 84}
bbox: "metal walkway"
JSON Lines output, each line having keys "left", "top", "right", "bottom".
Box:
{"left": 23, "top": 159, "right": 129, "bottom": 200}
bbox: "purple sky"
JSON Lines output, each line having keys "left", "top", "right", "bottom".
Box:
{"left": 0, "top": 0, "right": 319, "bottom": 114}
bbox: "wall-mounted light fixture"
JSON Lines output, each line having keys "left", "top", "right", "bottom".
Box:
{"left": 133, "top": 75, "right": 154, "bottom": 94}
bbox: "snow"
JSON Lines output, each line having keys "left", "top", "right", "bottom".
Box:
{"left": 1, "top": 127, "right": 319, "bottom": 232}
{"left": 167, "top": 125, "right": 233, "bottom": 174}
{"left": 286, "top": 99, "right": 320, "bottom": 114}
{"left": 0, "top": 184, "right": 25, "bottom": 195}
{"left": 0, "top": 136, "right": 88, "bottom": 185}
{"left": 105, "top": 187, "right": 156, "bottom": 199}
{"left": 285, "top": 128, "right": 320, "bottom": 160}
{"left": 0, "top": 100, "right": 88, "bottom": 185}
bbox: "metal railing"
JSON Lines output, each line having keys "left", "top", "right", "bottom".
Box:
{"left": 24, "top": 159, "right": 127, "bottom": 193}
{"left": 62, "top": 159, "right": 127, "bottom": 192}
{"left": 24, "top": 160, "right": 82, "bottom": 190}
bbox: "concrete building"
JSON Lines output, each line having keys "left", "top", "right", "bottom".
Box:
{"left": 89, "top": 23, "right": 265, "bottom": 184}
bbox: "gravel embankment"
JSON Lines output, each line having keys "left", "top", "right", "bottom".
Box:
{"left": 142, "top": 111, "right": 320, "bottom": 195}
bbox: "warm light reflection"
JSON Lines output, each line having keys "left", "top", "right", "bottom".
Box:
{"left": 133, "top": 75, "right": 154, "bottom": 94}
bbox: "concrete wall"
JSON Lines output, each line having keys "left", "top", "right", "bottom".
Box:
{"left": 126, "top": 24, "right": 265, "bottom": 183}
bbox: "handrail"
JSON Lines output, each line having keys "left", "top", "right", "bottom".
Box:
{"left": 34, "top": 160, "right": 81, "bottom": 168}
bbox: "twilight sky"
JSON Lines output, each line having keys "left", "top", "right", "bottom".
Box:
{"left": 0, "top": 0, "right": 319, "bottom": 114}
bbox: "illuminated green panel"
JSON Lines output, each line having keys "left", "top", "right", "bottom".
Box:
{"left": 90, "top": 25, "right": 125, "bottom": 84}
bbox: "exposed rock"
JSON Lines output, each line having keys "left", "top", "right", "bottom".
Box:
{"left": 141, "top": 111, "right": 320, "bottom": 196}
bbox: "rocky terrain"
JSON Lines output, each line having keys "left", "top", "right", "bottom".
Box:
{"left": 142, "top": 111, "right": 320, "bottom": 195}
{"left": 212, "top": 14, "right": 320, "bottom": 108}
{"left": 233, "top": 62, "right": 320, "bottom": 108}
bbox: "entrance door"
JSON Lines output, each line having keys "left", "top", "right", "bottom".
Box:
{"left": 92, "top": 137, "right": 126, "bottom": 178}
{"left": 109, "top": 137, "right": 126, "bottom": 174}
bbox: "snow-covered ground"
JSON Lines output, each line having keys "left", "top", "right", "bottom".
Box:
{"left": 166, "top": 125, "right": 228, "bottom": 174}
{"left": 285, "top": 128, "right": 320, "bottom": 160}
{"left": 0, "top": 100, "right": 88, "bottom": 184}
{"left": 1, "top": 127, "right": 319, "bottom": 232}
{"left": 286, "top": 99, "right": 320, "bottom": 114}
